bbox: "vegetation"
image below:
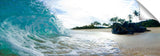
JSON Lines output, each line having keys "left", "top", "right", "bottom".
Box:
{"left": 137, "top": 19, "right": 160, "bottom": 27}
{"left": 72, "top": 24, "right": 106, "bottom": 29}
{"left": 133, "top": 10, "right": 139, "bottom": 16}
{"left": 128, "top": 14, "right": 132, "bottom": 23}
{"left": 91, "top": 21, "right": 101, "bottom": 25}
{"left": 72, "top": 21, "right": 109, "bottom": 29}
{"left": 103, "top": 23, "right": 109, "bottom": 26}
{"left": 72, "top": 10, "right": 160, "bottom": 29}
{"left": 72, "top": 24, "right": 95, "bottom": 29}
{"left": 118, "top": 18, "right": 125, "bottom": 24}
{"left": 110, "top": 17, "right": 125, "bottom": 24}
{"left": 110, "top": 17, "right": 118, "bottom": 23}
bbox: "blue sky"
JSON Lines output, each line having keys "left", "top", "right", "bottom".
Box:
{"left": 43, "top": 0, "right": 139, "bottom": 28}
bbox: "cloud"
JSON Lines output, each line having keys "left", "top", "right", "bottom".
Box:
{"left": 44, "top": 0, "right": 139, "bottom": 28}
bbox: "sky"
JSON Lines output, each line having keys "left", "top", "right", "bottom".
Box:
{"left": 43, "top": 0, "right": 139, "bottom": 28}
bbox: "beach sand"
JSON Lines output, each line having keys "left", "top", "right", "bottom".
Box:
{"left": 73, "top": 27, "right": 160, "bottom": 56}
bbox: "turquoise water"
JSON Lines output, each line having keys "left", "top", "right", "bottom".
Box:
{"left": 0, "top": 0, "right": 120, "bottom": 56}
{"left": 0, "top": 0, "right": 65, "bottom": 56}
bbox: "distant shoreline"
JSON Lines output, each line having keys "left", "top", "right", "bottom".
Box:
{"left": 71, "top": 27, "right": 160, "bottom": 32}
{"left": 72, "top": 19, "right": 160, "bottom": 30}
{"left": 72, "top": 28, "right": 110, "bottom": 30}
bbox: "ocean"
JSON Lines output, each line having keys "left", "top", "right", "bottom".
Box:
{"left": 0, "top": 0, "right": 120, "bottom": 56}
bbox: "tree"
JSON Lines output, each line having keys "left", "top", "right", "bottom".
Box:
{"left": 91, "top": 21, "right": 101, "bottom": 25}
{"left": 118, "top": 18, "right": 125, "bottom": 23}
{"left": 128, "top": 14, "right": 132, "bottom": 23}
{"left": 110, "top": 17, "right": 118, "bottom": 23}
{"left": 103, "top": 23, "right": 109, "bottom": 26}
{"left": 110, "top": 18, "right": 114, "bottom": 23}
{"left": 133, "top": 10, "right": 139, "bottom": 16}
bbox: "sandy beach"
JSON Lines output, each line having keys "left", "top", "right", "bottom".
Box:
{"left": 73, "top": 27, "right": 160, "bottom": 56}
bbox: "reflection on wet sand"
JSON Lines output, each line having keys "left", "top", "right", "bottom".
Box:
{"left": 75, "top": 27, "right": 160, "bottom": 56}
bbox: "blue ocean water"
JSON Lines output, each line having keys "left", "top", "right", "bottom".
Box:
{"left": 0, "top": 0, "right": 65, "bottom": 56}
{"left": 0, "top": 0, "right": 120, "bottom": 56}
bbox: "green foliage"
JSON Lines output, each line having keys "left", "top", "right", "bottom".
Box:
{"left": 110, "top": 17, "right": 126, "bottom": 24}
{"left": 118, "top": 18, "right": 125, "bottom": 24}
{"left": 72, "top": 21, "right": 107, "bottom": 29}
{"left": 73, "top": 10, "right": 159, "bottom": 30}
{"left": 128, "top": 14, "right": 132, "bottom": 23}
{"left": 110, "top": 10, "right": 139, "bottom": 24}
{"left": 91, "top": 21, "right": 101, "bottom": 25}
{"left": 137, "top": 19, "right": 160, "bottom": 27}
{"left": 110, "top": 17, "right": 118, "bottom": 23}
{"left": 72, "top": 24, "right": 104, "bottom": 29}
{"left": 103, "top": 23, "right": 109, "bottom": 26}
{"left": 133, "top": 10, "right": 139, "bottom": 16}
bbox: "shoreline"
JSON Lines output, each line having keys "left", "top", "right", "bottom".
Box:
{"left": 72, "top": 27, "right": 160, "bottom": 56}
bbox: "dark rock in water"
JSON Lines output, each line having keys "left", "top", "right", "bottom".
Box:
{"left": 112, "top": 23, "right": 129, "bottom": 34}
{"left": 112, "top": 22, "right": 149, "bottom": 34}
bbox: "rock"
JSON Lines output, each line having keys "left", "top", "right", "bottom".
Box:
{"left": 112, "top": 22, "right": 149, "bottom": 34}
{"left": 112, "top": 23, "right": 129, "bottom": 34}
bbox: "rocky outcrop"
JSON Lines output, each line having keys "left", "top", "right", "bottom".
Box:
{"left": 112, "top": 22, "right": 149, "bottom": 34}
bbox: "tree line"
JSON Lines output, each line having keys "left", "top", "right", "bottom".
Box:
{"left": 72, "top": 10, "right": 143, "bottom": 29}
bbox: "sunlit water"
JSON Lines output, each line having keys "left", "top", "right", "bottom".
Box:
{"left": 42, "top": 30, "right": 120, "bottom": 56}
{"left": 0, "top": 0, "right": 120, "bottom": 56}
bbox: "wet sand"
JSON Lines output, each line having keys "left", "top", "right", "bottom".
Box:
{"left": 73, "top": 27, "right": 160, "bottom": 56}
{"left": 112, "top": 27, "right": 160, "bottom": 56}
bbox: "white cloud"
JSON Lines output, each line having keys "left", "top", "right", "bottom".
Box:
{"left": 44, "top": 0, "right": 139, "bottom": 28}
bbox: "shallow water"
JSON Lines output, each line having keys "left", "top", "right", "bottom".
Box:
{"left": 75, "top": 28, "right": 160, "bottom": 56}
{"left": 42, "top": 30, "right": 121, "bottom": 56}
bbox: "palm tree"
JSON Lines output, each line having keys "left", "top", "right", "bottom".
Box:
{"left": 103, "top": 23, "right": 109, "bottom": 26}
{"left": 133, "top": 10, "right": 139, "bottom": 16}
{"left": 128, "top": 14, "right": 132, "bottom": 23}
{"left": 91, "top": 21, "right": 101, "bottom": 25}
{"left": 118, "top": 18, "right": 125, "bottom": 23}
{"left": 110, "top": 18, "right": 114, "bottom": 23}
{"left": 110, "top": 17, "right": 118, "bottom": 23}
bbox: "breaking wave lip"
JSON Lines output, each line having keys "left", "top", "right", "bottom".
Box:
{"left": 0, "top": 0, "right": 120, "bottom": 56}
{"left": 0, "top": 0, "right": 66, "bottom": 55}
